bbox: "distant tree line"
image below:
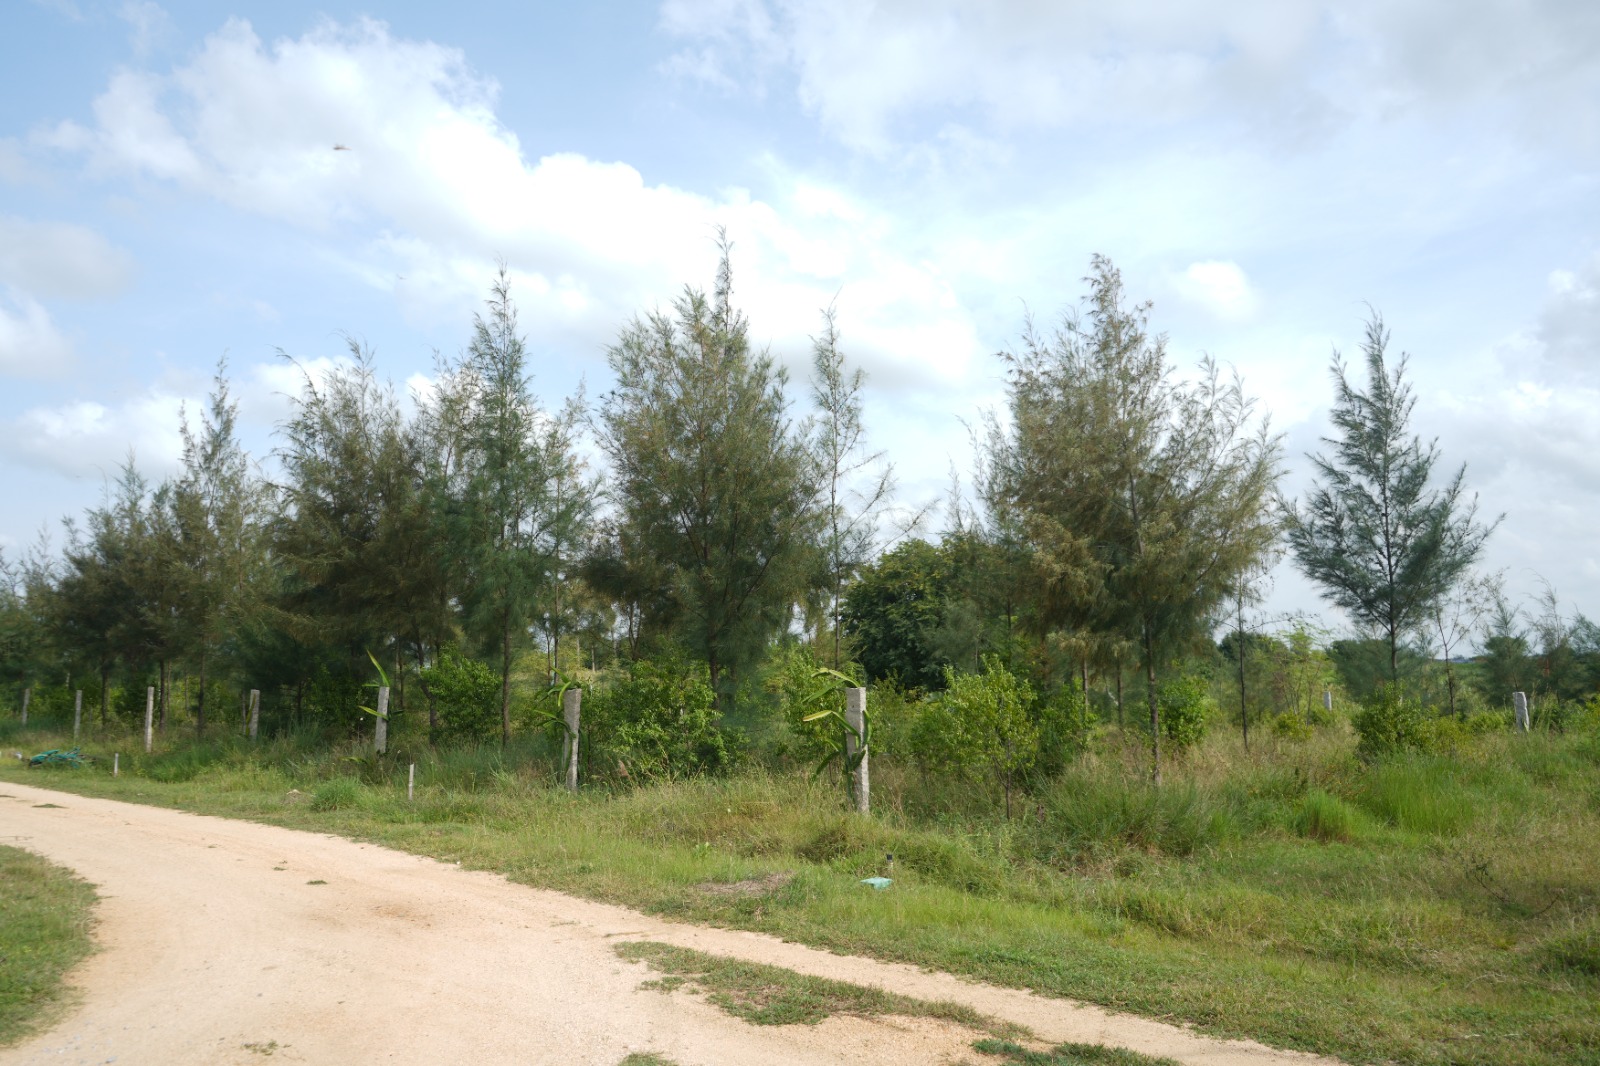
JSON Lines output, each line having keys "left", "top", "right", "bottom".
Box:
{"left": 2, "top": 241, "right": 1592, "bottom": 785}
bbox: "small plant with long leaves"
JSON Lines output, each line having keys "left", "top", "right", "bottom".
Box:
{"left": 799, "top": 665, "right": 869, "bottom": 798}
{"left": 357, "top": 650, "right": 390, "bottom": 721}
{"left": 528, "top": 670, "right": 582, "bottom": 738}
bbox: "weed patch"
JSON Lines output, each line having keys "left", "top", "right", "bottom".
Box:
{"left": 0, "top": 845, "right": 96, "bottom": 1047}
{"left": 973, "top": 1038, "right": 1179, "bottom": 1065}
{"left": 616, "top": 941, "right": 1017, "bottom": 1035}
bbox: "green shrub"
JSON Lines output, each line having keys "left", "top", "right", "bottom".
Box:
{"left": 586, "top": 654, "right": 727, "bottom": 781}
{"left": 1033, "top": 684, "right": 1095, "bottom": 778}
{"left": 910, "top": 656, "right": 1037, "bottom": 813}
{"left": 420, "top": 646, "right": 502, "bottom": 743}
{"left": 1351, "top": 689, "right": 1432, "bottom": 760}
{"left": 764, "top": 643, "right": 864, "bottom": 768}
{"left": 1156, "top": 675, "right": 1212, "bottom": 753}
{"left": 1270, "top": 713, "right": 1313, "bottom": 742}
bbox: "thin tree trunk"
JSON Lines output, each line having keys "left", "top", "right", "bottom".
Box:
{"left": 500, "top": 613, "right": 513, "bottom": 747}
{"left": 196, "top": 652, "right": 207, "bottom": 739}
{"left": 1115, "top": 661, "right": 1123, "bottom": 729}
{"left": 1238, "top": 629, "right": 1249, "bottom": 752}
{"left": 1145, "top": 627, "right": 1161, "bottom": 786}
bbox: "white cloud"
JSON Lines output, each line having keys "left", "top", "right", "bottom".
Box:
{"left": 0, "top": 287, "right": 74, "bottom": 376}
{"left": 50, "top": 17, "right": 990, "bottom": 391}
{"left": 119, "top": 1, "right": 172, "bottom": 58}
{"left": 1174, "top": 260, "right": 1259, "bottom": 322}
{"left": 658, "top": 0, "right": 1600, "bottom": 154}
{"left": 0, "top": 216, "right": 136, "bottom": 300}
{"left": 3, "top": 389, "right": 188, "bottom": 479}
{"left": 1538, "top": 255, "right": 1600, "bottom": 381}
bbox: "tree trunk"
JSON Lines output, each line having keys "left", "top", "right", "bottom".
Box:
{"left": 99, "top": 661, "right": 110, "bottom": 726}
{"left": 1237, "top": 620, "right": 1250, "bottom": 753}
{"left": 1115, "top": 661, "right": 1123, "bottom": 729}
{"left": 196, "top": 652, "right": 207, "bottom": 739}
{"left": 413, "top": 640, "right": 439, "bottom": 739}
{"left": 1144, "top": 627, "right": 1161, "bottom": 786}
{"left": 500, "top": 614, "right": 513, "bottom": 747}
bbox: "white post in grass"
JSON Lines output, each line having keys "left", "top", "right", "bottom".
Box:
{"left": 248, "top": 689, "right": 260, "bottom": 741}
{"left": 19, "top": 687, "right": 29, "bottom": 726}
{"left": 73, "top": 690, "right": 82, "bottom": 741}
{"left": 845, "top": 687, "right": 869, "bottom": 815}
{"left": 374, "top": 686, "right": 389, "bottom": 755}
{"left": 1323, "top": 689, "right": 1333, "bottom": 715}
{"left": 408, "top": 762, "right": 415, "bottom": 801}
{"left": 113, "top": 753, "right": 119, "bottom": 777}
{"left": 1513, "top": 691, "right": 1530, "bottom": 732}
{"left": 144, "top": 686, "right": 155, "bottom": 753}
{"left": 562, "top": 687, "right": 581, "bottom": 792}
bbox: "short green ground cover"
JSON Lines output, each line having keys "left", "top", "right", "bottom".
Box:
{"left": 0, "top": 843, "right": 96, "bottom": 1046}
{"left": 4, "top": 723, "right": 1598, "bottom": 1065}
{"left": 618, "top": 940, "right": 1013, "bottom": 1033}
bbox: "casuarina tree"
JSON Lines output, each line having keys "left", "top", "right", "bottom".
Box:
{"left": 1285, "top": 315, "right": 1497, "bottom": 685}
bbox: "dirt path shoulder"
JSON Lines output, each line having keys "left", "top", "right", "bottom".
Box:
{"left": 0, "top": 781, "right": 1339, "bottom": 1066}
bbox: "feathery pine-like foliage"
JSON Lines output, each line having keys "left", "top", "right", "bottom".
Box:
{"left": 600, "top": 236, "right": 820, "bottom": 704}
{"left": 993, "top": 256, "right": 1281, "bottom": 782}
{"left": 1285, "top": 315, "right": 1497, "bottom": 682}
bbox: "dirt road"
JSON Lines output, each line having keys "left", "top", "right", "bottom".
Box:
{"left": 0, "top": 781, "right": 1339, "bottom": 1066}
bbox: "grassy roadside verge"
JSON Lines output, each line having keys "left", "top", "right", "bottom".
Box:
{"left": 0, "top": 842, "right": 96, "bottom": 1047}
{"left": 3, "top": 726, "right": 1598, "bottom": 1065}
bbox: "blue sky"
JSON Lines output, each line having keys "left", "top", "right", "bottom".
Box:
{"left": 3, "top": 0, "right": 1599, "bottom": 639}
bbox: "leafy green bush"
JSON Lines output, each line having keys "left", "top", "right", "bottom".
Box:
{"left": 764, "top": 643, "right": 864, "bottom": 767}
{"left": 1032, "top": 684, "right": 1094, "bottom": 778}
{"left": 1270, "top": 712, "right": 1313, "bottom": 742}
{"left": 420, "top": 646, "right": 501, "bottom": 744}
{"left": 909, "top": 656, "right": 1037, "bottom": 813}
{"left": 1156, "top": 674, "right": 1212, "bottom": 753}
{"left": 586, "top": 654, "right": 727, "bottom": 781}
{"left": 1351, "top": 688, "right": 1432, "bottom": 760}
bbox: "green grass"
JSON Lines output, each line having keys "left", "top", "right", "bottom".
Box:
{"left": 617, "top": 940, "right": 1016, "bottom": 1034}
{"left": 973, "top": 1038, "right": 1179, "bottom": 1065}
{"left": 5, "top": 724, "right": 1600, "bottom": 1065}
{"left": 0, "top": 845, "right": 97, "bottom": 1047}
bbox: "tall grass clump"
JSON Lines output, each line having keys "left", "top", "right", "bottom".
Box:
{"left": 1353, "top": 756, "right": 1476, "bottom": 835}
{"left": 1027, "top": 770, "right": 1234, "bottom": 862}
{"left": 1290, "top": 789, "right": 1364, "bottom": 842}
{"left": 310, "top": 776, "right": 364, "bottom": 812}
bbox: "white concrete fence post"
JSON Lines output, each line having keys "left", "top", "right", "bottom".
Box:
{"left": 845, "top": 687, "right": 869, "bottom": 815}
{"left": 1513, "top": 691, "right": 1530, "bottom": 732}
{"left": 20, "top": 687, "right": 29, "bottom": 726}
{"left": 374, "top": 686, "right": 389, "bottom": 755}
{"left": 563, "top": 687, "right": 581, "bottom": 792}
{"left": 73, "top": 689, "right": 82, "bottom": 741}
{"left": 144, "top": 686, "right": 155, "bottom": 754}
{"left": 248, "top": 689, "right": 260, "bottom": 741}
